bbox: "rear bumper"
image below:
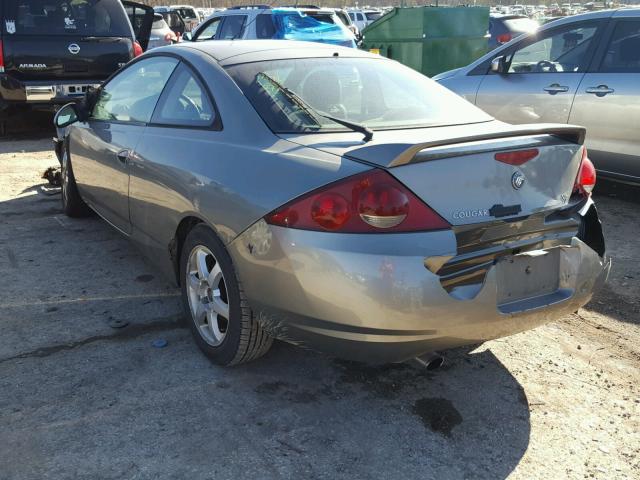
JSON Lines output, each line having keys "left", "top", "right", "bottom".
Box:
{"left": 229, "top": 202, "right": 609, "bottom": 363}
{"left": 0, "top": 75, "right": 101, "bottom": 108}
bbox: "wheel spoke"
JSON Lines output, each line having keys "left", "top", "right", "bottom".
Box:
{"left": 210, "top": 294, "right": 229, "bottom": 320}
{"left": 208, "top": 311, "right": 224, "bottom": 342}
{"left": 195, "top": 249, "right": 209, "bottom": 280}
{"left": 207, "top": 262, "right": 222, "bottom": 288}
{"left": 188, "top": 272, "right": 201, "bottom": 293}
{"left": 193, "top": 301, "right": 209, "bottom": 326}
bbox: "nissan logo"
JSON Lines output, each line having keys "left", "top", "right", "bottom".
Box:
{"left": 68, "top": 43, "right": 81, "bottom": 55}
{"left": 512, "top": 171, "right": 526, "bottom": 190}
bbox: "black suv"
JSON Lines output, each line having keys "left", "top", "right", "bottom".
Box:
{"left": 0, "top": 0, "right": 153, "bottom": 134}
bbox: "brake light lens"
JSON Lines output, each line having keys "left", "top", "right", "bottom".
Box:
{"left": 265, "top": 170, "right": 450, "bottom": 233}
{"left": 133, "top": 41, "right": 143, "bottom": 57}
{"left": 0, "top": 40, "right": 4, "bottom": 73}
{"left": 574, "top": 147, "right": 596, "bottom": 195}
{"left": 496, "top": 33, "right": 512, "bottom": 44}
{"left": 495, "top": 148, "right": 539, "bottom": 165}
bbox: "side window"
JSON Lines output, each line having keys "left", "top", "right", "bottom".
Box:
{"left": 92, "top": 57, "right": 178, "bottom": 123}
{"left": 508, "top": 24, "right": 598, "bottom": 73}
{"left": 194, "top": 17, "right": 221, "bottom": 41}
{"left": 218, "top": 15, "right": 247, "bottom": 40}
{"left": 600, "top": 21, "right": 640, "bottom": 73}
{"left": 357, "top": 13, "right": 365, "bottom": 21}
{"left": 152, "top": 64, "right": 216, "bottom": 127}
{"left": 256, "top": 14, "right": 276, "bottom": 39}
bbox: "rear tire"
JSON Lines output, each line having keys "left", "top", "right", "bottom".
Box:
{"left": 180, "top": 225, "right": 273, "bottom": 366}
{"left": 61, "top": 148, "right": 92, "bottom": 218}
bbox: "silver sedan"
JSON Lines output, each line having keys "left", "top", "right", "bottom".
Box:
{"left": 54, "top": 41, "right": 610, "bottom": 366}
{"left": 435, "top": 8, "right": 640, "bottom": 185}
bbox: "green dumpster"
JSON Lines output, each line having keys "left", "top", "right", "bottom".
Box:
{"left": 361, "top": 6, "right": 489, "bottom": 77}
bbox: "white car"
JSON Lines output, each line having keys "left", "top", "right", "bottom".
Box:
{"left": 348, "top": 9, "right": 368, "bottom": 32}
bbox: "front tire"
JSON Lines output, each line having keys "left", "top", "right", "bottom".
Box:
{"left": 61, "top": 148, "right": 92, "bottom": 217}
{"left": 180, "top": 225, "right": 273, "bottom": 366}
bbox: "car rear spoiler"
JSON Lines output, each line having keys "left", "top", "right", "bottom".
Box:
{"left": 388, "top": 124, "right": 586, "bottom": 167}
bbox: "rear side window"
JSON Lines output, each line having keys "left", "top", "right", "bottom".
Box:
{"left": 3, "top": 0, "right": 132, "bottom": 37}
{"left": 256, "top": 14, "right": 276, "bottom": 39}
{"left": 152, "top": 64, "right": 216, "bottom": 128}
{"left": 600, "top": 21, "right": 640, "bottom": 73}
{"left": 218, "top": 15, "right": 246, "bottom": 40}
{"left": 175, "top": 8, "right": 196, "bottom": 20}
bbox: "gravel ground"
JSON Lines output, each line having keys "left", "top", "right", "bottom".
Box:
{"left": 0, "top": 129, "right": 638, "bottom": 480}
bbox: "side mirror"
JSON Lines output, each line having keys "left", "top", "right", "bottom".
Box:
{"left": 182, "top": 31, "right": 192, "bottom": 41}
{"left": 54, "top": 103, "right": 79, "bottom": 128}
{"left": 491, "top": 55, "right": 509, "bottom": 74}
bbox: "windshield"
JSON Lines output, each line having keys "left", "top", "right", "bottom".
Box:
{"left": 226, "top": 57, "right": 492, "bottom": 134}
{"left": 3, "top": 0, "right": 132, "bottom": 37}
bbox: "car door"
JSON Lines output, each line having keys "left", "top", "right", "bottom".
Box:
{"left": 129, "top": 62, "right": 221, "bottom": 251}
{"left": 475, "top": 19, "right": 605, "bottom": 124}
{"left": 122, "top": 1, "right": 154, "bottom": 51}
{"left": 569, "top": 17, "right": 640, "bottom": 181}
{"left": 70, "top": 56, "right": 179, "bottom": 234}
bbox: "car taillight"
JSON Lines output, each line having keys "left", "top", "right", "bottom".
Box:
{"left": 0, "top": 40, "right": 4, "bottom": 73}
{"left": 265, "top": 169, "right": 450, "bottom": 233}
{"left": 496, "top": 33, "right": 512, "bottom": 44}
{"left": 574, "top": 147, "right": 596, "bottom": 196}
{"left": 133, "top": 41, "right": 143, "bottom": 57}
{"left": 495, "top": 148, "right": 539, "bottom": 165}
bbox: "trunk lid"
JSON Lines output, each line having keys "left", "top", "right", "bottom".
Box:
{"left": 281, "top": 122, "right": 586, "bottom": 226}
{"left": 2, "top": 36, "right": 132, "bottom": 81}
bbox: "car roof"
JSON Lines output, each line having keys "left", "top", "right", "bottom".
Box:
{"left": 173, "top": 40, "right": 378, "bottom": 65}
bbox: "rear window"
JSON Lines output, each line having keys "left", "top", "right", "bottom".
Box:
{"left": 2, "top": 0, "right": 132, "bottom": 37}
{"left": 226, "top": 57, "right": 492, "bottom": 134}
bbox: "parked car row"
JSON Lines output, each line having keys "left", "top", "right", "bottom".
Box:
{"left": 186, "top": 6, "right": 356, "bottom": 48}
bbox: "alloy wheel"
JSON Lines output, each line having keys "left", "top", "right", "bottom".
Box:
{"left": 186, "top": 245, "right": 230, "bottom": 346}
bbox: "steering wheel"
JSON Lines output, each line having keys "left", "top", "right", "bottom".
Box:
{"left": 326, "top": 103, "right": 348, "bottom": 119}
{"left": 178, "top": 94, "right": 201, "bottom": 118}
{"left": 535, "top": 60, "right": 557, "bottom": 73}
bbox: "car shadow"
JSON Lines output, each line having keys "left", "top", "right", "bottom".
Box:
{"left": 217, "top": 340, "right": 532, "bottom": 479}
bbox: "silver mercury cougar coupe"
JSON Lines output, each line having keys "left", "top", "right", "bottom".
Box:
{"left": 53, "top": 41, "right": 610, "bottom": 366}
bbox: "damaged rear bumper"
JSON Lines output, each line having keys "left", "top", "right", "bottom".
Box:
{"left": 229, "top": 200, "right": 609, "bottom": 363}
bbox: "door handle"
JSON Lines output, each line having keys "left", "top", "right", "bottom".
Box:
{"left": 543, "top": 84, "right": 569, "bottom": 94}
{"left": 585, "top": 85, "right": 614, "bottom": 96}
{"left": 116, "top": 149, "right": 130, "bottom": 164}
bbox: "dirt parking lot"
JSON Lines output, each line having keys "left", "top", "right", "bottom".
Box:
{"left": 0, "top": 129, "right": 639, "bottom": 480}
